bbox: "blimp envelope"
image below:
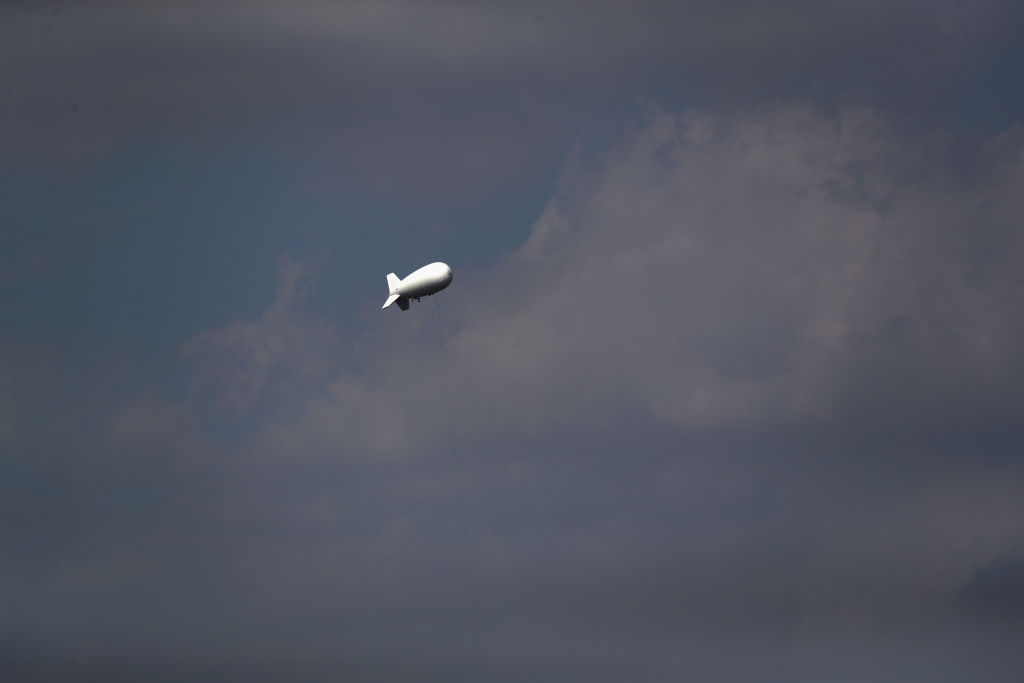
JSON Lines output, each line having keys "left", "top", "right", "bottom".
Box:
{"left": 382, "top": 262, "right": 453, "bottom": 311}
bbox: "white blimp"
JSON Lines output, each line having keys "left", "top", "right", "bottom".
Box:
{"left": 381, "top": 262, "right": 453, "bottom": 311}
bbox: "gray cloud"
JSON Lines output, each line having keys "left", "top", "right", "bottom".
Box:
{"left": 3, "top": 1, "right": 1021, "bottom": 201}
{"left": 274, "top": 104, "right": 1024, "bottom": 457}
{"left": 83, "top": 102, "right": 1021, "bottom": 676}
{"left": 4, "top": 3, "right": 1024, "bottom": 678}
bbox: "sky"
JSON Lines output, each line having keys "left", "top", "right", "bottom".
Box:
{"left": 3, "top": 1, "right": 1024, "bottom": 680}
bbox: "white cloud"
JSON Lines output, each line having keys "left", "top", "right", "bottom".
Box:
{"left": 205, "top": 103, "right": 1024, "bottom": 463}
{"left": 442, "top": 104, "right": 1023, "bottom": 434}
{"left": 182, "top": 251, "right": 335, "bottom": 414}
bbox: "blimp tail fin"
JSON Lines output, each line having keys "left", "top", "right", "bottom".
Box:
{"left": 382, "top": 272, "right": 405, "bottom": 310}
{"left": 381, "top": 294, "right": 410, "bottom": 311}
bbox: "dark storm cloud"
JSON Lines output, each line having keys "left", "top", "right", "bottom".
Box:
{"left": 2, "top": 1, "right": 1011, "bottom": 83}
{"left": 961, "top": 555, "right": 1024, "bottom": 623}
{"left": 2, "top": 1, "right": 1021, "bottom": 187}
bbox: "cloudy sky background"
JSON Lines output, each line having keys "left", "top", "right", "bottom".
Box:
{"left": 3, "top": 1, "right": 1024, "bottom": 680}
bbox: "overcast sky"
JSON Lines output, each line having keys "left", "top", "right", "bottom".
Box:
{"left": 3, "top": 1, "right": 1024, "bottom": 681}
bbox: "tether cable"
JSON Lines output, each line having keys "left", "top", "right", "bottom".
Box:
{"left": 434, "top": 297, "right": 484, "bottom": 681}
